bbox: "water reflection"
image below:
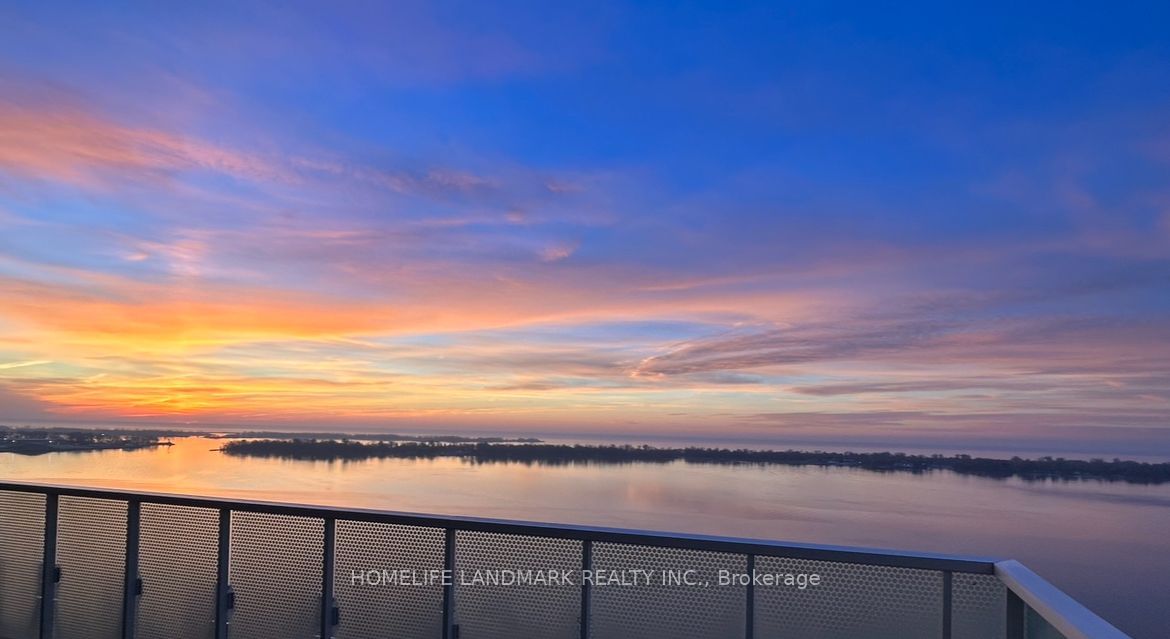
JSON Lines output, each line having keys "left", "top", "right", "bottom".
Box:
{"left": 0, "top": 437, "right": 1167, "bottom": 638}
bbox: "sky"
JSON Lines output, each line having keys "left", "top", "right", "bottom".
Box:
{"left": 1, "top": 2, "right": 1168, "bottom": 450}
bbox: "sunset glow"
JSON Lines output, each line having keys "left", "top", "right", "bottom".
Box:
{"left": 1, "top": 3, "right": 1168, "bottom": 449}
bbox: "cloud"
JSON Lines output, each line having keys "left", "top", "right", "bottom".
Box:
{"left": 545, "top": 179, "right": 586, "bottom": 194}
{"left": 742, "top": 408, "right": 1170, "bottom": 432}
{"left": 0, "top": 383, "right": 55, "bottom": 420}
{"left": 0, "top": 101, "right": 289, "bottom": 189}
{"left": 1, "top": 18, "right": 1168, "bottom": 437}
{"left": 0, "top": 93, "right": 563, "bottom": 209}
{"left": 0, "top": 257, "right": 832, "bottom": 357}
{"left": 0, "top": 360, "right": 52, "bottom": 370}
{"left": 789, "top": 378, "right": 1067, "bottom": 396}
{"left": 634, "top": 318, "right": 953, "bottom": 377}
{"left": 539, "top": 241, "right": 578, "bottom": 263}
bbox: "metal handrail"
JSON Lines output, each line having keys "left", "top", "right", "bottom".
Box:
{"left": 0, "top": 480, "right": 995, "bottom": 573}
{"left": 0, "top": 480, "right": 1135, "bottom": 639}
{"left": 996, "top": 560, "right": 1131, "bottom": 639}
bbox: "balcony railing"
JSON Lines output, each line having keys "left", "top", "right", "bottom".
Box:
{"left": 0, "top": 481, "right": 1131, "bottom": 639}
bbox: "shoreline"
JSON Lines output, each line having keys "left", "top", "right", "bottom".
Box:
{"left": 220, "top": 439, "right": 1170, "bottom": 484}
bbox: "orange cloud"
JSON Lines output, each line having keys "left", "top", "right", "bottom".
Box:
{"left": 0, "top": 265, "right": 835, "bottom": 354}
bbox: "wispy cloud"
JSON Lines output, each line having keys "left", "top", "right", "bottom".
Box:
{"left": 0, "top": 359, "right": 51, "bottom": 370}
{"left": 0, "top": 101, "right": 287, "bottom": 189}
{"left": 539, "top": 241, "right": 578, "bottom": 263}
{"left": 1, "top": 3, "right": 1168, "bottom": 445}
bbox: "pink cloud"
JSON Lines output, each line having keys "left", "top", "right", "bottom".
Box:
{"left": 539, "top": 241, "right": 578, "bottom": 263}
{"left": 0, "top": 101, "right": 291, "bottom": 189}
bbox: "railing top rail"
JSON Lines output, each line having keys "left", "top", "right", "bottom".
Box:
{"left": 0, "top": 479, "right": 997, "bottom": 573}
{"left": 995, "top": 560, "right": 1131, "bottom": 639}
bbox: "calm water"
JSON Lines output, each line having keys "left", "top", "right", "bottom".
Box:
{"left": 1, "top": 437, "right": 1167, "bottom": 638}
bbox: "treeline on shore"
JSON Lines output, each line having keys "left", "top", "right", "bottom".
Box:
{"left": 220, "top": 439, "right": 1170, "bottom": 483}
{"left": 218, "top": 431, "right": 541, "bottom": 443}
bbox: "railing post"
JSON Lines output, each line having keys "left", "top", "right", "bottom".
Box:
{"left": 38, "top": 493, "right": 58, "bottom": 639}
{"left": 441, "top": 528, "right": 456, "bottom": 639}
{"left": 1006, "top": 589, "right": 1024, "bottom": 639}
{"left": 744, "top": 554, "right": 755, "bottom": 639}
{"left": 122, "top": 500, "right": 141, "bottom": 639}
{"left": 941, "top": 570, "right": 952, "bottom": 639}
{"left": 580, "top": 540, "right": 592, "bottom": 639}
{"left": 320, "top": 518, "right": 336, "bottom": 639}
{"left": 214, "top": 509, "right": 231, "bottom": 639}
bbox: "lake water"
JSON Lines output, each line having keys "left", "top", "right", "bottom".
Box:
{"left": 1, "top": 437, "right": 1167, "bottom": 638}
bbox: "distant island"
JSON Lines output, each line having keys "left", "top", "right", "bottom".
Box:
{"left": 0, "top": 428, "right": 170, "bottom": 455}
{"left": 212, "top": 430, "right": 543, "bottom": 444}
{"left": 0, "top": 425, "right": 541, "bottom": 455}
{"left": 220, "top": 439, "right": 1170, "bottom": 484}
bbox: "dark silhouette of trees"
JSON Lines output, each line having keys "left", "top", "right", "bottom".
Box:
{"left": 219, "top": 439, "right": 1170, "bottom": 484}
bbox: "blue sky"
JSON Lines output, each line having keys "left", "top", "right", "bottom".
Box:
{"left": 0, "top": 1, "right": 1168, "bottom": 450}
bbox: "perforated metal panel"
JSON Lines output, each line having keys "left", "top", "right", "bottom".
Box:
{"left": 753, "top": 555, "right": 942, "bottom": 639}
{"left": 229, "top": 511, "right": 323, "bottom": 639}
{"left": 454, "top": 531, "right": 581, "bottom": 639}
{"left": 590, "top": 543, "right": 746, "bottom": 639}
{"left": 54, "top": 495, "right": 127, "bottom": 639}
{"left": 334, "top": 520, "right": 445, "bottom": 639}
{"left": 0, "top": 490, "right": 45, "bottom": 639}
{"left": 953, "top": 572, "right": 1006, "bottom": 639}
{"left": 136, "top": 503, "right": 219, "bottom": 639}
